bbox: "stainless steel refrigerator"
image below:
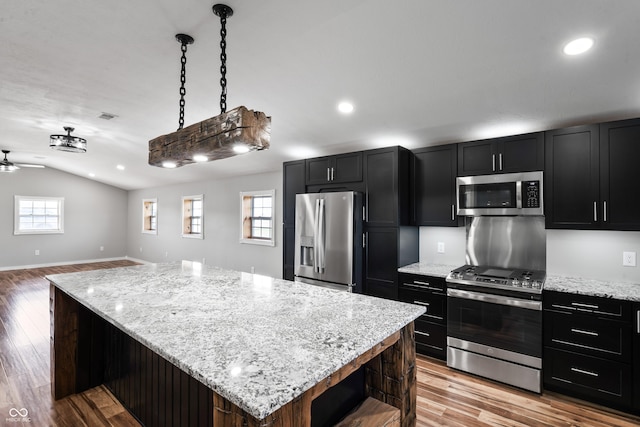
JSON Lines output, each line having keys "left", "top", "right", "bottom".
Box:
{"left": 294, "top": 191, "right": 363, "bottom": 292}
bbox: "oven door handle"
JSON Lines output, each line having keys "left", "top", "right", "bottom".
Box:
{"left": 447, "top": 288, "right": 542, "bottom": 311}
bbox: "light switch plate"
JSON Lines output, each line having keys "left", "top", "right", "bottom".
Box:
{"left": 437, "top": 242, "right": 445, "bottom": 253}
{"left": 623, "top": 251, "right": 636, "bottom": 267}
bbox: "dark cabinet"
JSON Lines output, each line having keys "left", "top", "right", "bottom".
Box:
{"left": 282, "top": 160, "right": 306, "bottom": 281}
{"left": 457, "top": 132, "right": 543, "bottom": 176}
{"left": 305, "top": 153, "right": 362, "bottom": 185}
{"left": 362, "top": 147, "right": 418, "bottom": 300}
{"left": 398, "top": 273, "right": 447, "bottom": 360}
{"left": 600, "top": 118, "right": 640, "bottom": 230}
{"left": 545, "top": 125, "right": 600, "bottom": 229}
{"left": 543, "top": 291, "right": 634, "bottom": 410}
{"left": 364, "top": 147, "right": 411, "bottom": 227}
{"left": 412, "top": 145, "right": 460, "bottom": 226}
{"left": 545, "top": 119, "right": 640, "bottom": 230}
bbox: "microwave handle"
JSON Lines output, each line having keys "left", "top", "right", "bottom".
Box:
{"left": 499, "top": 153, "right": 503, "bottom": 171}
{"left": 492, "top": 154, "right": 496, "bottom": 172}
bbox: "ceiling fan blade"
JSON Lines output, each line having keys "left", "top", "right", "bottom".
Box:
{"left": 16, "top": 163, "right": 45, "bottom": 168}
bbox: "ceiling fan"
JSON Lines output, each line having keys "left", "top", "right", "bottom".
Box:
{"left": 0, "top": 150, "right": 45, "bottom": 172}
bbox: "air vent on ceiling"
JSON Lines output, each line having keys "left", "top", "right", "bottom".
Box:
{"left": 98, "top": 112, "right": 118, "bottom": 120}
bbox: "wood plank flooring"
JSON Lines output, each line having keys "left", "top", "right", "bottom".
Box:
{"left": 1, "top": 260, "right": 640, "bottom": 426}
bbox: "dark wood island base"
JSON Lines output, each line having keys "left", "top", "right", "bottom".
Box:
{"left": 51, "top": 284, "right": 418, "bottom": 426}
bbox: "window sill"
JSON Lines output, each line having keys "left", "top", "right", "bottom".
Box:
{"left": 240, "top": 238, "right": 275, "bottom": 247}
{"left": 182, "top": 234, "right": 204, "bottom": 240}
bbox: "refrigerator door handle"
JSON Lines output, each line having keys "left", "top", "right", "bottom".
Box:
{"left": 314, "top": 199, "right": 321, "bottom": 273}
{"left": 317, "top": 198, "right": 326, "bottom": 273}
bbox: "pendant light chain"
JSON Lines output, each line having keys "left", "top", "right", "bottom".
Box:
{"left": 219, "top": 11, "right": 228, "bottom": 114}
{"left": 175, "top": 34, "right": 194, "bottom": 131}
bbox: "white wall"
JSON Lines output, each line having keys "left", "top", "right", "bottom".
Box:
{"left": 0, "top": 167, "right": 128, "bottom": 268}
{"left": 419, "top": 225, "right": 640, "bottom": 282}
{"left": 126, "top": 171, "right": 283, "bottom": 278}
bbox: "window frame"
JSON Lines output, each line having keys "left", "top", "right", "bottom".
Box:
{"left": 240, "top": 189, "right": 275, "bottom": 246}
{"left": 142, "top": 198, "right": 158, "bottom": 235}
{"left": 182, "top": 194, "right": 204, "bottom": 239}
{"left": 14, "top": 195, "right": 65, "bottom": 235}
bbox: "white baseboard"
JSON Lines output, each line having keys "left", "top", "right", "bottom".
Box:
{"left": 0, "top": 256, "right": 151, "bottom": 272}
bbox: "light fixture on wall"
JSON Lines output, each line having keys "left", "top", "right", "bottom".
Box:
{"left": 0, "top": 150, "right": 19, "bottom": 172}
{"left": 49, "top": 127, "right": 87, "bottom": 153}
{"left": 149, "top": 3, "right": 271, "bottom": 168}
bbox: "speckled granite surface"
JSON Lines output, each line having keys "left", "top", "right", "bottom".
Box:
{"left": 398, "top": 262, "right": 458, "bottom": 278}
{"left": 545, "top": 275, "right": 640, "bottom": 302}
{"left": 47, "top": 261, "right": 425, "bottom": 420}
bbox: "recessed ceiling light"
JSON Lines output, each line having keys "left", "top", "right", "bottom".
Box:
{"left": 338, "top": 101, "right": 354, "bottom": 114}
{"left": 563, "top": 37, "right": 594, "bottom": 55}
{"left": 116, "top": 164, "right": 125, "bottom": 170}
{"left": 162, "top": 161, "right": 177, "bottom": 168}
{"left": 193, "top": 154, "right": 208, "bottom": 162}
{"left": 233, "top": 144, "right": 250, "bottom": 154}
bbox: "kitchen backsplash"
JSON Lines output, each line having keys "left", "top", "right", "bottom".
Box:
{"left": 419, "top": 226, "right": 640, "bottom": 283}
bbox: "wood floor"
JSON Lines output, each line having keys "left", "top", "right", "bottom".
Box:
{"left": 2, "top": 261, "right": 640, "bottom": 426}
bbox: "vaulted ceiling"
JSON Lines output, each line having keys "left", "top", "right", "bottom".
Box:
{"left": 2, "top": 1, "right": 639, "bottom": 190}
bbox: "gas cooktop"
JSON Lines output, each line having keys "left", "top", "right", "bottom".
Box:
{"left": 446, "top": 264, "right": 545, "bottom": 294}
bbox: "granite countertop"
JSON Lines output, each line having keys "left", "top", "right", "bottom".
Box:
{"left": 47, "top": 261, "right": 425, "bottom": 420}
{"left": 398, "top": 262, "right": 459, "bottom": 278}
{"left": 544, "top": 274, "right": 640, "bottom": 302}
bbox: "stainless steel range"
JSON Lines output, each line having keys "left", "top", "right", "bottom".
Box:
{"left": 446, "top": 204, "right": 546, "bottom": 393}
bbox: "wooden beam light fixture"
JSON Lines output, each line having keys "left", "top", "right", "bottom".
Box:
{"left": 149, "top": 4, "right": 271, "bottom": 168}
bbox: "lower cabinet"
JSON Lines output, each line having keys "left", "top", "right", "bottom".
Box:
{"left": 398, "top": 273, "right": 447, "bottom": 360}
{"left": 543, "top": 291, "right": 634, "bottom": 411}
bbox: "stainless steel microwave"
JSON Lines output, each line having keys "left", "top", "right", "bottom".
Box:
{"left": 456, "top": 171, "right": 543, "bottom": 216}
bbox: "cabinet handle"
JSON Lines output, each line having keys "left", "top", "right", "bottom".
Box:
{"left": 451, "top": 204, "right": 455, "bottom": 221}
{"left": 327, "top": 168, "right": 331, "bottom": 182}
{"left": 415, "top": 331, "right": 430, "bottom": 337}
{"left": 404, "top": 282, "right": 443, "bottom": 292}
{"left": 593, "top": 201, "right": 597, "bottom": 222}
{"left": 636, "top": 310, "right": 639, "bottom": 334}
{"left": 492, "top": 154, "right": 496, "bottom": 172}
{"left": 499, "top": 153, "right": 503, "bottom": 171}
{"left": 603, "top": 201, "right": 607, "bottom": 222}
{"left": 571, "top": 302, "right": 599, "bottom": 310}
{"left": 331, "top": 167, "right": 335, "bottom": 181}
{"left": 413, "top": 300, "right": 430, "bottom": 307}
{"left": 362, "top": 233, "right": 366, "bottom": 249}
{"left": 571, "top": 367, "right": 599, "bottom": 377}
{"left": 570, "top": 328, "right": 599, "bottom": 337}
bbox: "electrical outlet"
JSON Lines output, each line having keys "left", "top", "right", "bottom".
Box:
{"left": 250, "top": 266, "right": 255, "bottom": 274}
{"left": 623, "top": 251, "right": 636, "bottom": 267}
{"left": 165, "top": 251, "right": 169, "bottom": 258}
{"left": 35, "top": 249, "right": 40, "bottom": 256}
{"left": 437, "top": 242, "right": 445, "bottom": 254}
{"left": 139, "top": 247, "right": 143, "bottom": 253}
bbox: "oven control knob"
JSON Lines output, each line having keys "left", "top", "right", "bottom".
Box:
{"left": 511, "top": 279, "right": 520, "bottom": 287}
{"left": 532, "top": 280, "right": 542, "bottom": 289}
{"left": 521, "top": 280, "right": 530, "bottom": 288}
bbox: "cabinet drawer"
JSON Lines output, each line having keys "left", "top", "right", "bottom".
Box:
{"left": 414, "top": 320, "right": 446, "bottom": 360}
{"left": 544, "top": 312, "right": 631, "bottom": 362}
{"left": 399, "top": 274, "right": 446, "bottom": 293}
{"left": 544, "top": 347, "right": 632, "bottom": 408}
{"left": 399, "top": 288, "right": 446, "bottom": 323}
{"left": 544, "top": 291, "right": 631, "bottom": 320}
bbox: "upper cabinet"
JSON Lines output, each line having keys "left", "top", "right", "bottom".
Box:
{"left": 545, "top": 119, "right": 640, "bottom": 231}
{"left": 305, "top": 152, "right": 362, "bottom": 185}
{"left": 412, "top": 145, "right": 460, "bottom": 226}
{"left": 458, "top": 132, "right": 544, "bottom": 176}
{"left": 364, "top": 146, "right": 412, "bottom": 227}
{"left": 600, "top": 119, "right": 640, "bottom": 230}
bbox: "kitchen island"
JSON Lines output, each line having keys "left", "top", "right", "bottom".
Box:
{"left": 48, "top": 261, "right": 424, "bottom": 426}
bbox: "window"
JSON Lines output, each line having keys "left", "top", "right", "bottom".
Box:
{"left": 142, "top": 198, "right": 158, "bottom": 234}
{"left": 240, "top": 190, "right": 275, "bottom": 246}
{"left": 182, "top": 195, "right": 204, "bottom": 238}
{"left": 14, "top": 196, "right": 64, "bottom": 235}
